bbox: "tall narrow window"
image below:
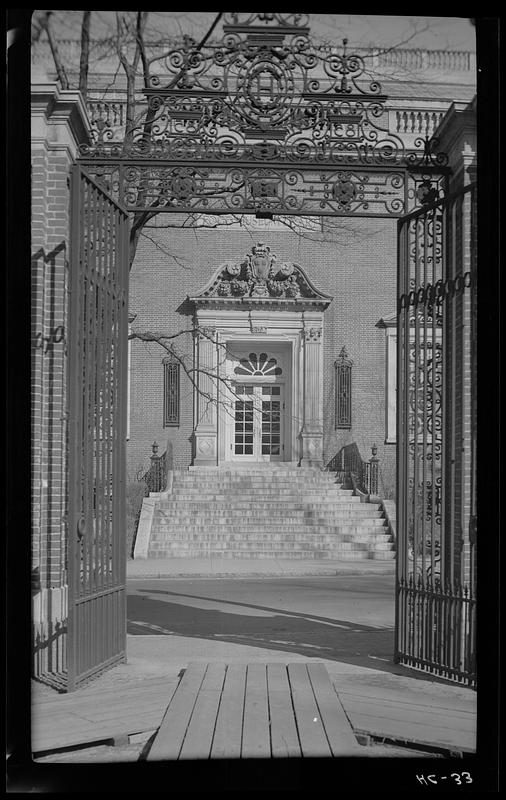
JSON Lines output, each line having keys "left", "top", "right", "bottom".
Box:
{"left": 385, "top": 324, "right": 397, "bottom": 443}
{"left": 335, "top": 346, "right": 353, "bottom": 429}
{"left": 163, "top": 356, "right": 180, "bottom": 427}
{"left": 127, "top": 312, "right": 137, "bottom": 441}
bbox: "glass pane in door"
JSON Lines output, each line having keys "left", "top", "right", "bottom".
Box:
{"left": 232, "top": 383, "right": 283, "bottom": 460}
{"left": 261, "top": 387, "right": 281, "bottom": 455}
{"left": 234, "top": 395, "right": 254, "bottom": 455}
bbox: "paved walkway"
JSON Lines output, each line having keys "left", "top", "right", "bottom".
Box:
{"left": 127, "top": 557, "right": 396, "bottom": 579}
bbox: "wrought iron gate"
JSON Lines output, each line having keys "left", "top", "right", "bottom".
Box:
{"left": 67, "top": 165, "right": 129, "bottom": 690}
{"left": 395, "top": 183, "right": 477, "bottom": 685}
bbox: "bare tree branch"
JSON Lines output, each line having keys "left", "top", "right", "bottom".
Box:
{"left": 78, "top": 11, "right": 91, "bottom": 98}
{"left": 126, "top": 13, "right": 224, "bottom": 266}
{"left": 138, "top": 230, "right": 195, "bottom": 269}
{"left": 37, "top": 13, "right": 70, "bottom": 89}
{"left": 31, "top": 11, "right": 52, "bottom": 44}
{"left": 129, "top": 326, "right": 237, "bottom": 419}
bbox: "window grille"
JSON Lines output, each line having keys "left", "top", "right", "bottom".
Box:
{"left": 163, "top": 357, "right": 180, "bottom": 427}
{"left": 335, "top": 346, "right": 353, "bottom": 429}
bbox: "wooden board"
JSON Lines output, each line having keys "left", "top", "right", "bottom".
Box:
{"left": 340, "top": 694, "right": 476, "bottom": 752}
{"left": 241, "top": 664, "right": 271, "bottom": 759}
{"left": 31, "top": 676, "right": 177, "bottom": 706}
{"left": 210, "top": 663, "right": 247, "bottom": 759}
{"left": 306, "top": 663, "right": 359, "bottom": 756}
{"left": 287, "top": 663, "right": 332, "bottom": 758}
{"left": 32, "top": 712, "right": 166, "bottom": 753}
{"left": 337, "top": 690, "right": 476, "bottom": 729}
{"left": 32, "top": 681, "right": 178, "bottom": 752}
{"left": 266, "top": 664, "right": 301, "bottom": 758}
{"left": 179, "top": 664, "right": 226, "bottom": 760}
{"left": 145, "top": 662, "right": 363, "bottom": 760}
{"left": 147, "top": 662, "right": 207, "bottom": 761}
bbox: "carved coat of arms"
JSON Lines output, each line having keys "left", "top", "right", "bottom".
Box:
{"left": 244, "top": 243, "right": 276, "bottom": 295}
{"left": 207, "top": 243, "right": 323, "bottom": 301}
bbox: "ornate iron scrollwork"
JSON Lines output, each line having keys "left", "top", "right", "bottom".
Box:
{"left": 79, "top": 14, "right": 449, "bottom": 216}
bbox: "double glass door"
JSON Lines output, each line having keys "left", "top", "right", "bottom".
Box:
{"left": 233, "top": 383, "right": 284, "bottom": 461}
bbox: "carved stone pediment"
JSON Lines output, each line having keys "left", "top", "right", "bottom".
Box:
{"left": 190, "top": 243, "right": 333, "bottom": 310}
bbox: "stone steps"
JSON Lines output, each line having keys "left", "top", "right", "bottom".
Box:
{"left": 162, "top": 486, "right": 360, "bottom": 496}
{"left": 187, "top": 466, "right": 322, "bottom": 473}
{"left": 146, "top": 548, "right": 395, "bottom": 561}
{"left": 152, "top": 532, "right": 392, "bottom": 544}
{"left": 157, "top": 514, "right": 385, "bottom": 531}
{"left": 169, "top": 481, "right": 352, "bottom": 489}
{"left": 173, "top": 478, "right": 342, "bottom": 487}
{"left": 145, "top": 466, "right": 395, "bottom": 560}
{"left": 150, "top": 533, "right": 393, "bottom": 545}
{"left": 156, "top": 503, "right": 382, "bottom": 513}
{"left": 159, "top": 504, "right": 366, "bottom": 514}
{"left": 157, "top": 514, "right": 385, "bottom": 530}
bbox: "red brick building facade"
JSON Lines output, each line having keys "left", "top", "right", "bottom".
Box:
{"left": 128, "top": 216, "right": 399, "bottom": 490}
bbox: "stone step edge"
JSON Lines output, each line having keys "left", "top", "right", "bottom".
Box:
{"left": 158, "top": 497, "right": 366, "bottom": 504}
{"left": 149, "top": 543, "right": 395, "bottom": 550}
{"left": 145, "top": 552, "right": 396, "bottom": 560}
{"left": 150, "top": 526, "right": 392, "bottom": 534}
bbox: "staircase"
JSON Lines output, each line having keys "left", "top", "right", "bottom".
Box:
{"left": 146, "top": 465, "right": 395, "bottom": 560}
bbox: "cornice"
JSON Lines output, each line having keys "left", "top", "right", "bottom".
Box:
{"left": 31, "top": 82, "right": 92, "bottom": 148}
{"left": 432, "top": 98, "right": 477, "bottom": 153}
{"left": 190, "top": 296, "right": 331, "bottom": 312}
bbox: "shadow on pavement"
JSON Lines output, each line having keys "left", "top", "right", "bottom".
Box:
{"left": 126, "top": 588, "right": 449, "bottom": 683}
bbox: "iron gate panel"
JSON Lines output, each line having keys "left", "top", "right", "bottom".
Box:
{"left": 67, "top": 165, "right": 129, "bottom": 690}
{"left": 395, "top": 183, "right": 477, "bottom": 685}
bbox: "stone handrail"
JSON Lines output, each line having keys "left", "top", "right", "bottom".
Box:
{"left": 394, "top": 109, "right": 445, "bottom": 136}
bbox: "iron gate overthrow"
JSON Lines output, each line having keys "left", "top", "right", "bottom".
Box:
{"left": 67, "top": 165, "right": 129, "bottom": 690}
{"left": 395, "top": 183, "right": 477, "bottom": 685}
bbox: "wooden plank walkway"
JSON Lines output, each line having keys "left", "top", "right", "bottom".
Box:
{"left": 32, "top": 677, "right": 179, "bottom": 753}
{"left": 338, "top": 687, "right": 476, "bottom": 753}
{"left": 147, "top": 663, "right": 360, "bottom": 760}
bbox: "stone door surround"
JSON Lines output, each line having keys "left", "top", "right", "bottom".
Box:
{"left": 189, "top": 244, "right": 333, "bottom": 467}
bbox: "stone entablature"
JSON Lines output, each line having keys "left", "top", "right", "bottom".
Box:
{"left": 432, "top": 97, "right": 477, "bottom": 189}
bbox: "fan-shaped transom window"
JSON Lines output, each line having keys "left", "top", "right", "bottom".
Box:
{"left": 234, "top": 352, "right": 282, "bottom": 377}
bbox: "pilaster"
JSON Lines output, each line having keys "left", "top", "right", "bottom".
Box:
{"left": 433, "top": 97, "right": 477, "bottom": 192}
{"left": 194, "top": 327, "right": 219, "bottom": 465}
{"left": 300, "top": 326, "right": 324, "bottom": 467}
{"left": 31, "top": 82, "right": 92, "bottom": 161}
{"left": 31, "top": 83, "right": 92, "bottom": 613}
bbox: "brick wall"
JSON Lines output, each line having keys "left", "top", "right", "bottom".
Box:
{"left": 31, "top": 84, "right": 91, "bottom": 681}
{"left": 31, "top": 144, "right": 71, "bottom": 591}
{"left": 128, "top": 216, "right": 398, "bottom": 493}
